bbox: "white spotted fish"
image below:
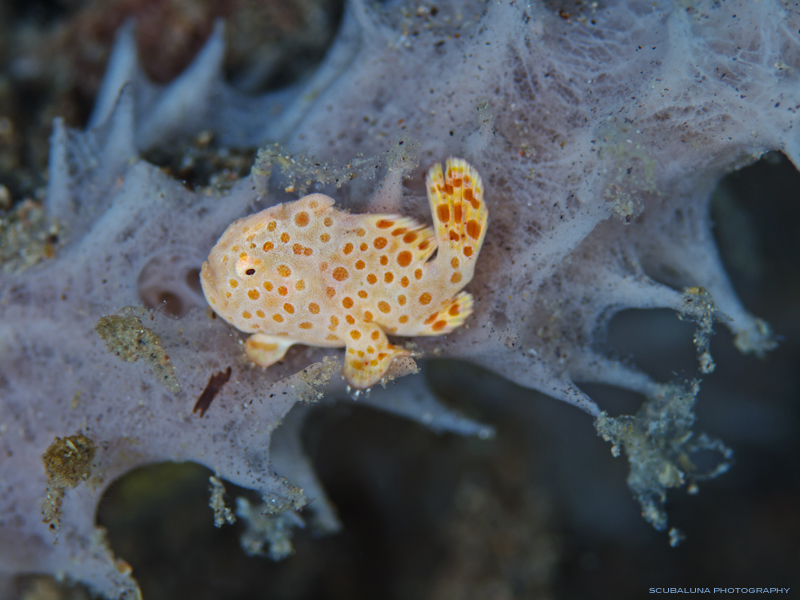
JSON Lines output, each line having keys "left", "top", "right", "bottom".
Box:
{"left": 201, "top": 158, "right": 488, "bottom": 389}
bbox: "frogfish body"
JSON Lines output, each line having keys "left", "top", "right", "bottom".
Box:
{"left": 201, "top": 158, "right": 488, "bottom": 388}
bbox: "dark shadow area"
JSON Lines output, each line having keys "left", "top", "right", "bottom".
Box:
{"left": 554, "top": 151, "right": 800, "bottom": 599}
{"left": 0, "top": 0, "right": 344, "bottom": 203}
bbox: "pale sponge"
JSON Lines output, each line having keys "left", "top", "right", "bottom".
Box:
{"left": 0, "top": 0, "right": 795, "bottom": 596}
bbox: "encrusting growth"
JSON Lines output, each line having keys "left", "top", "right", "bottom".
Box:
{"left": 201, "top": 158, "right": 488, "bottom": 388}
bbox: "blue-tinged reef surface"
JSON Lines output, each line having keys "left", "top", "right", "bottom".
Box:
{"left": 1, "top": 0, "right": 799, "bottom": 597}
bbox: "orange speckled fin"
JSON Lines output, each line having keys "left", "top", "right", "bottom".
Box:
{"left": 388, "top": 217, "right": 437, "bottom": 264}
{"left": 364, "top": 214, "right": 437, "bottom": 264}
{"left": 418, "top": 291, "right": 474, "bottom": 336}
{"left": 364, "top": 215, "right": 436, "bottom": 263}
{"left": 342, "top": 322, "right": 412, "bottom": 389}
{"left": 245, "top": 333, "right": 294, "bottom": 367}
{"left": 426, "top": 158, "right": 487, "bottom": 264}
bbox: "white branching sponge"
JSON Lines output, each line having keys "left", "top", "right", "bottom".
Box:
{"left": 0, "top": 0, "right": 794, "bottom": 596}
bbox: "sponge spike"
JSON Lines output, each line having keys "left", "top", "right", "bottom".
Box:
{"left": 88, "top": 19, "right": 140, "bottom": 129}
{"left": 136, "top": 20, "right": 227, "bottom": 150}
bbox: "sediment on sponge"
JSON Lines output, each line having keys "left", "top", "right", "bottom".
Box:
{"left": 595, "top": 381, "right": 734, "bottom": 537}
{"left": 0, "top": 0, "right": 794, "bottom": 595}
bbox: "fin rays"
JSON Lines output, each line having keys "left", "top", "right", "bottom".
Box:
{"left": 426, "top": 157, "right": 488, "bottom": 265}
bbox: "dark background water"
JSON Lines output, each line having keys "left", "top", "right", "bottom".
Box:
{"left": 2, "top": 1, "right": 797, "bottom": 598}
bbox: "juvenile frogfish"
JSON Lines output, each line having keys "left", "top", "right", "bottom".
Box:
{"left": 201, "top": 158, "right": 488, "bottom": 389}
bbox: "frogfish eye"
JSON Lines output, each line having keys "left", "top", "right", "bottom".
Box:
{"left": 234, "top": 255, "right": 259, "bottom": 278}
